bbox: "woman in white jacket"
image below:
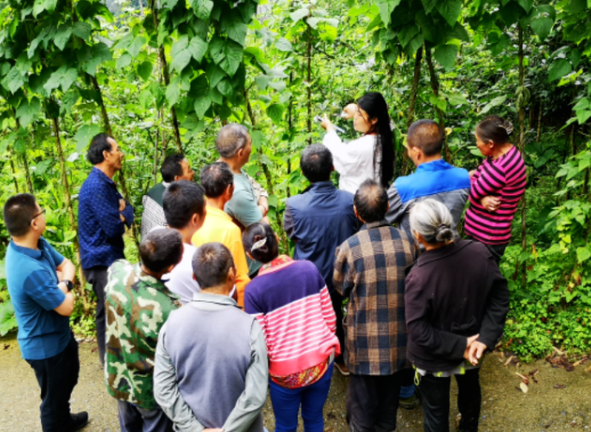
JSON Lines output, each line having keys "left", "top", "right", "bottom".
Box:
{"left": 321, "top": 92, "right": 395, "bottom": 194}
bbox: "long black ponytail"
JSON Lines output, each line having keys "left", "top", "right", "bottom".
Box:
{"left": 357, "top": 92, "right": 394, "bottom": 188}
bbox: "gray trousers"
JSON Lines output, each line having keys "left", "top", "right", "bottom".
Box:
{"left": 117, "top": 400, "right": 173, "bottom": 432}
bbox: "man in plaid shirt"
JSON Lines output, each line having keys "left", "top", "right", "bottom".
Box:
{"left": 334, "top": 179, "right": 415, "bottom": 432}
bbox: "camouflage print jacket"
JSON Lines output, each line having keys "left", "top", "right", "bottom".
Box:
{"left": 104, "top": 259, "right": 180, "bottom": 409}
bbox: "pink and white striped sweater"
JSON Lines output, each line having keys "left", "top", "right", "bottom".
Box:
{"left": 244, "top": 256, "right": 340, "bottom": 377}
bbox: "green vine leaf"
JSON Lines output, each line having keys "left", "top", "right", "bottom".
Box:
{"left": 16, "top": 97, "right": 41, "bottom": 127}
{"left": 54, "top": 24, "right": 73, "bottom": 51}
{"left": 72, "top": 22, "right": 91, "bottom": 41}
{"left": 530, "top": 17, "right": 553, "bottom": 41}
{"left": 434, "top": 44, "right": 458, "bottom": 70}
{"left": 44, "top": 66, "right": 78, "bottom": 93}
{"left": 190, "top": 0, "right": 214, "bottom": 20}
{"left": 436, "top": 0, "right": 462, "bottom": 27}
{"left": 548, "top": 59, "right": 572, "bottom": 82}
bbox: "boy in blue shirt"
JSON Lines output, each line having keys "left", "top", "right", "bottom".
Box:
{"left": 4, "top": 194, "right": 88, "bottom": 432}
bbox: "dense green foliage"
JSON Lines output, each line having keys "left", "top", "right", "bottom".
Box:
{"left": 0, "top": 0, "right": 590, "bottom": 360}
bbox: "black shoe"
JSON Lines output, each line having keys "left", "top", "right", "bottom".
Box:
{"left": 67, "top": 412, "right": 89, "bottom": 432}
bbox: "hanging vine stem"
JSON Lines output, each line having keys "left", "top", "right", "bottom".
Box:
{"left": 14, "top": 116, "right": 34, "bottom": 194}
{"left": 306, "top": 8, "right": 312, "bottom": 143}
{"left": 50, "top": 113, "right": 89, "bottom": 311}
{"left": 403, "top": 46, "right": 423, "bottom": 173}
{"left": 149, "top": 0, "right": 183, "bottom": 153}
{"left": 518, "top": 24, "right": 527, "bottom": 288}
{"left": 424, "top": 46, "right": 450, "bottom": 162}
{"left": 9, "top": 154, "right": 20, "bottom": 193}
{"left": 245, "top": 89, "right": 289, "bottom": 251}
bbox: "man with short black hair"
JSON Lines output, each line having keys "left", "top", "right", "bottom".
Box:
{"left": 162, "top": 180, "right": 206, "bottom": 304}
{"left": 105, "top": 229, "right": 183, "bottom": 432}
{"left": 79, "top": 133, "right": 134, "bottom": 364}
{"left": 154, "top": 242, "right": 268, "bottom": 432}
{"left": 192, "top": 162, "right": 250, "bottom": 306}
{"left": 283, "top": 144, "right": 358, "bottom": 375}
{"left": 4, "top": 194, "right": 88, "bottom": 432}
{"left": 386, "top": 120, "right": 470, "bottom": 240}
{"left": 334, "top": 179, "right": 415, "bottom": 432}
{"left": 216, "top": 124, "right": 269, "bottom": 277}
{"left": 141, "top": 154, "right": 195, "bottom": 238}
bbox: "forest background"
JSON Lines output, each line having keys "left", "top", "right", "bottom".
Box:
{"left": 0, "top": 0, "right": 590, "bottom": 361}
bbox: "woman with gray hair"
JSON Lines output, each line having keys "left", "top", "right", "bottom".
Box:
{"left": 404, "top": 199, "right": 509, "bottom": 432}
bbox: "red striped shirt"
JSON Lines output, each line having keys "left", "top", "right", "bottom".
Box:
{"left": 464, "top": 146, "right": 526, "bottom": 245}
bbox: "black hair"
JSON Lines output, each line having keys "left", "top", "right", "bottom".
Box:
{"left": 476, "top": 115, "right": 514, "bottom": 145}
{"left": 87, "top": 133, "right": 113, "bottom": 165}
{"left": 200, "top": 162, "right": 234, "bottom": 198}
{"left": 163, "top": 180, "right": 206, "bottom": 229}
{"left": 140, "top": 229, "right": 183, "bottom": 273}
{"left": 357, "top": 92, "right": 394, "bottom": 188}
{"left": 354, "top": 179, "right": 388, "bottom": 223}
{"left": 192, "top": 242, "right": 235, "bottom": 289}
{"left": 300, "top": 144, "right": 333, "bottom": 183}
{"left": 216, "top": 124, "right": 250, "bottom": 158}
{"left": 242, "top": 223, "right": 279, "bottom": 264}
{"left": 407, "top": 120, "right": 444, "bottom": 157}
{"left": 3, "top": 194, "right": 39, "bottom": 237}
{"left": 161, "top": 154, "right": 187, "bottom": 183}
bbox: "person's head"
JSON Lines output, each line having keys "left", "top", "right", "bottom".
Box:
{"left": 87, "top": 133, "right": 123, "bottom": 171}
{"left": 3, "top": 194, "right": 45, "bottom": 239}
{"left": 356, "top": 92, "right": 394, "bottom": 187}
{"left": 161, "top": 154, "right": 194, "bottom": 183}
{"left": 215, "top": 124, "right": 252, "bottom": 168}
{"left": 139, "top": 229, "right": 183, "bottom": 276}
{"left": 300, "top": 144, "right": 334, "bottom": 183}
{"left": 192, "top": 242, "right": 236, "bottom": 294}
{"left": 475, "top": 115, "right": 513, "bottom": 157}
{"left": 200, "top": 162, "right": 234, "bottom": 203}
{"left": 409, "top": 199, "right": 454, "bottom": 247}
{"left": 242, "top": 223, "right": 279, "bottom": 264}
{"left": 353, "top": 179, "right": 388, "bottom": 224}
{"left": 406, "top": 120, "right": 444, "bottom": 166}
{"left": 163, "top": 180, "right": 206, "bottom": 232}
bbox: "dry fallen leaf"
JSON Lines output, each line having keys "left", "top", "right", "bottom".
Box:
{"left": 520, "top": 382, "right": 529, "bottom": 393}
{"left": 515, "top": 372, "right": 530, "bottom": 385}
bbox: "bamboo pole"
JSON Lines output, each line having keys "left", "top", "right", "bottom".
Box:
{"left": 518, "top": 25, "right": 527, "bottom": 288}
{"left": 50, "top": 115, "right": 89, "bottom": 311}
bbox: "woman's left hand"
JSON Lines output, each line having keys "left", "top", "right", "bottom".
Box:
{"left": 481, "top": 195, "right": 501, "bottom": 212}
{"left": 321, "top": 114, "right": 335, "bottom": 132}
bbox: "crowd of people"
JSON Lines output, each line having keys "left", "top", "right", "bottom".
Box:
{"left": 4, "top": 91, "right": 525, "bottom": 432}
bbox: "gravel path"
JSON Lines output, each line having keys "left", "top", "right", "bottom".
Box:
{"left": 1, "top": 333, "right": 591, "bottom": 431}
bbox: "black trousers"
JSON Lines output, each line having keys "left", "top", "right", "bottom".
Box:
{"left": 330, "top": 289, "right": 346, "bottom": 364}
{"left": 83, "top": 266, "right": 108, "bottom": 364}
{"left": 465, "top": 237, "right": 507, "bottom": 264}
{"left": 26, "top": 334, "right": 80, "bottom": 432}
{"left": 346, "top": 370, "right": 411, "bottom": 432}
{"left": 419, "top": 368, "right": 481, "bottom": 432}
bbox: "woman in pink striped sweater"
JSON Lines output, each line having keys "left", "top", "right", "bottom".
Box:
{"left": 464, "top": 115, "right": 527, "bottom": 262}
{"left": 243, "top": 223, "right": 340, "bottom": 432}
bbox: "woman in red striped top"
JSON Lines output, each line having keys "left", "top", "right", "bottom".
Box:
{"left": 243, "top": 223, "right": 340, "bottom": 432}
{"left": 464, "top": 116, "right": 527, "bottom": 262}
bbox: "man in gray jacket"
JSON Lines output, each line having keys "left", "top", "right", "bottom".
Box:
{"left": 153, "top": 242, "right": 268, "bottom": 432}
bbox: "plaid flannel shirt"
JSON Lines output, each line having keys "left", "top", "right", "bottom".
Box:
{"left": 333, "top": 219, "right": 415, "bottom": 375}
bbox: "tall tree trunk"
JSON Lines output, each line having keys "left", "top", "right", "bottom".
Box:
{"left": 424, "top": 46, "right": 450, "bottom": 162}
{"left": 518, "top": 25, "right": 527, "bottom": 288}
{"left": 150, "top": 0, "right": 182, "bottom": 152}
{"left": 51, "top": 115, "right": 89, "bottom": 310}
{"left": 306, "top": 10, "right": 312, "bottom": 143}
{"left": 9, "top": 156, "right": 20, "bottom": 192}
{"left": 91, "top": 76, "right": 112, "bottom": 136}
{"left": 403, "top": 47, "right": 423, "bottom": 173}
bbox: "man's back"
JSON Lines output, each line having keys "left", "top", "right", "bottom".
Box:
{"left": 284, "top": 181, "right": 358, "bottom": 290}
{"left": 386, "top": 159, "right": 470, "bottom": 239}
{"left": 105, "top": 259, "right": 178, "bottom": 409}
{"left": 333, "top": 221, "right": 415, "bottom": 375}
{"left": 141, "top": 183, "right": 167, "bottom": 238}
{"left": 162, "top": 296, "right": 264, "bottom": 432}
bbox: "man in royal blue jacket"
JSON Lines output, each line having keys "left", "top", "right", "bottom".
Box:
{"left": 283, "top": 144, "right": 359, "bottom": 375}
{"left": 386, "top": 120, "right": 470, "bottom": 240}
{"left": 78, "top": 133, "right": 134, "bottom": 364}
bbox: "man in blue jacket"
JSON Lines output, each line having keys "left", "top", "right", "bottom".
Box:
{"left": 386, "top": 120, "right": 470, "bottom": 240}
{"left": 283, "top": 144, "right": 359, "bottom": 375}
{"left": 78, "top": 133, "right": 134, "bottom": 364}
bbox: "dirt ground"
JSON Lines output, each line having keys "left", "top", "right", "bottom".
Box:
{"left": 1, "top": 333, "right": 591, "bottom": 432}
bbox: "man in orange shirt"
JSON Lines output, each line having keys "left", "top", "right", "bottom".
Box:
{"left": 192, "top": 162, "right": 250, "bottom": 306}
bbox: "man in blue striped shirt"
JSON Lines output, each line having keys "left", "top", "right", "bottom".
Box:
{"left": 78, "top": 133, "right": 134, "bottom": 364}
